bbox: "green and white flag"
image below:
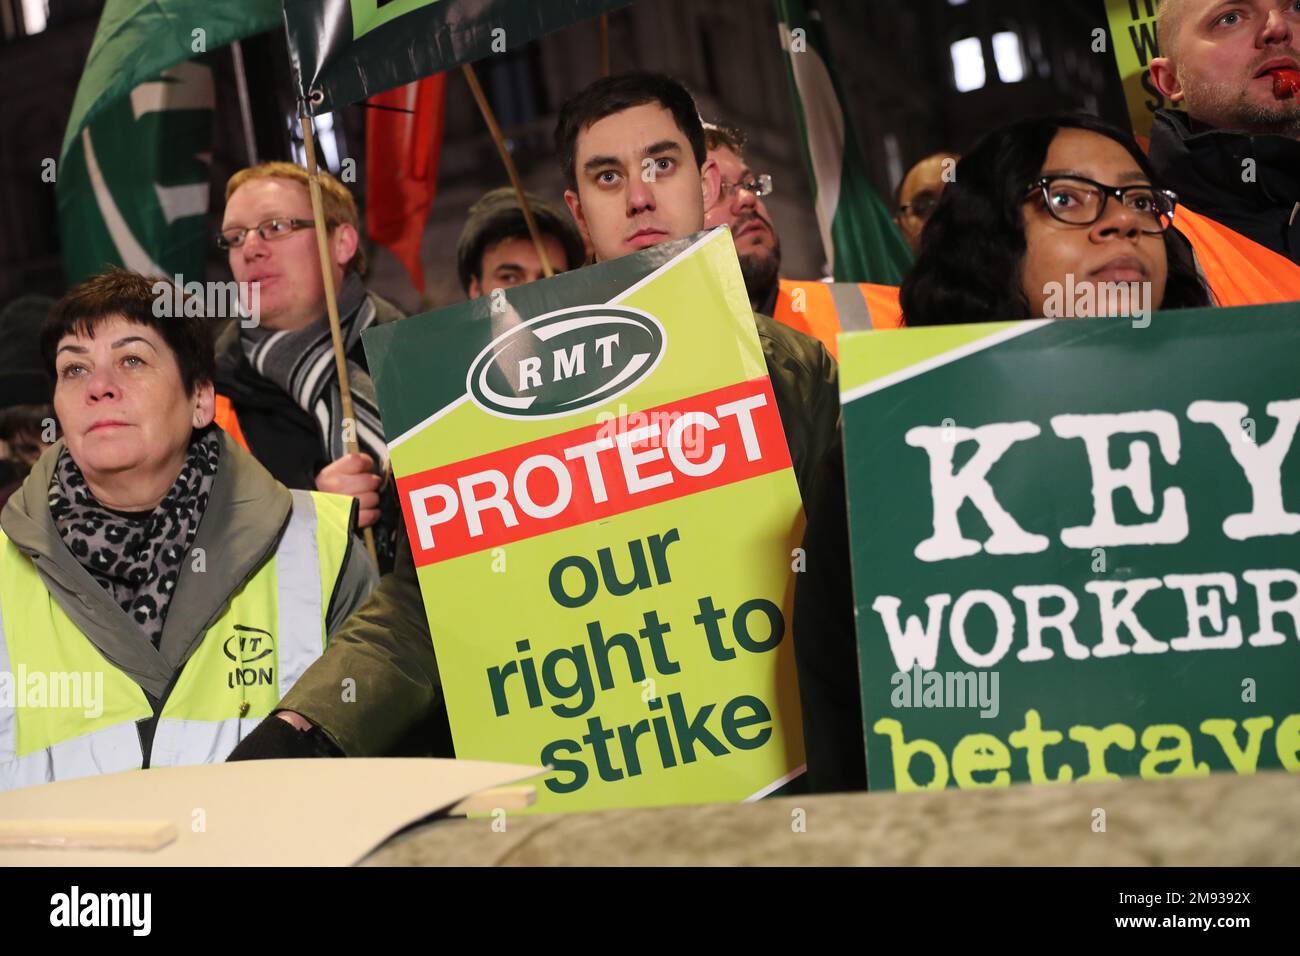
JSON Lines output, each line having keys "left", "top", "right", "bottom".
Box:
{"left": 775, "top": 0, "right": 913, "bottom": 286}
{"left": 57, "top": 0, "right": 282, "bottom": 284}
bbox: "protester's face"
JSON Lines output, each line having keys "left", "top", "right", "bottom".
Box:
{"left": 704, "top": 145, "right": 781, "bottom": 289}
{"left": 468, "top": 235, "right": 571, "bottom": 298}
{"left": 704, "top": 146, "right": 780, "bottom": 258}
{"left": 223, "top": 177, "right": 352, "bottom": 331}
{"left": 896, "top": 155, "right": 955, "bottom": 254}
{"left": 1020, "top": 129, "right": 1169, "bottom": 319}
{"left": 53, "top": 316, "right": 213, "bottom": 485}
{"left": 1153, "top": 0, "right": 1300, "bottom": 135}
{"left": 564, "top": 103, "right": 720, "bottom": 262}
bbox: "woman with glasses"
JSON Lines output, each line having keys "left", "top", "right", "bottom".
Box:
{"left": 793, "top": 114, "right": 1214, "bottom": 795}
{"left": 901, "top": 113, "right": 1212, "bottom": 326}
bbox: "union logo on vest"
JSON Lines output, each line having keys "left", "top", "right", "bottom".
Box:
{"left": 223, "top": 624, "right": 276, "bottom": 688}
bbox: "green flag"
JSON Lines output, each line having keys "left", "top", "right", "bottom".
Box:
{"left": 774, "top": 0, "right": 913, "bottom": 286}
{"left": 56, "top": 0, "right": 282, "bottom": 285}
{"left": 283, "top": 0, "right": 634, "bottom": 115}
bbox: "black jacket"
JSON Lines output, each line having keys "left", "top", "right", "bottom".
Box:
{"left": 214, "top": 293, "right": 406, "bottom": 573}
{"left": 1148, "top": 108, "right": 1300, "bottom": 265}
{"left": 791, "top": 433, "right": 866, "bottom": 793}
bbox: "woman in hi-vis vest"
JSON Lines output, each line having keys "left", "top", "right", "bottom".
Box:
{"left": 0, "top": 269, "right": 375, "bottom": 791}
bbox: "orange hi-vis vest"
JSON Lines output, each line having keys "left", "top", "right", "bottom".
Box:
{"left": 213, "top": 394, "right": 251, "bottom": 452}
{"left": 771, "top": 279, "right": 903, "bottom": 357}
{"left": 1173, "top": 207, "right": 1300, "bottom": 307}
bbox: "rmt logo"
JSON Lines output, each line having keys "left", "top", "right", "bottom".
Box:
{"left": 222, "top": 624, "right": 275, "bottom": 688}
{"left": 467, "top": 305, "right": 665, "bottom": 420}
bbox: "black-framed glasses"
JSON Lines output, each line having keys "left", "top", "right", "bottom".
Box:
{"left": 1026, "top": 176, "right": 1177, "bottom": 234}
{"left": 216, "top": 217, "right": 316, "bottom": 251}
{"left": 717, "top": 173, "right": 773, "bottom": 203}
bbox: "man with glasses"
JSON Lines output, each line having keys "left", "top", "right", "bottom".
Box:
{"left": 893, "top": 151, "right": 960, "bottom": 255}
{"left": 1148, "top": 0, "right": 1300, "bottom": 305}
{"left": 214, "top": 162, "right": 404, "bottom": 569}
{"left": 703, "top": 123, "right": 902, "bottom": 356}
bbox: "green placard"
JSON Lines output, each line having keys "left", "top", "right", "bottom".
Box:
{"left": 363, "top": 230, "right": 807, "bottom": 813}
{"left": 840, "top": 306, "right": 1300, "bottom": 792}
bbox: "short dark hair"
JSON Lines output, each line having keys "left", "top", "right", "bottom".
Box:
{"left": 41, "top": 268, "right": 216, "bottom": 395}
{"left": 703, "top": 121, "right": 747, "bottom": 158}
{"left": 456, "top": 187, "right": 588, "bottom": 292}
{"left": 555, "top": 72, "right": 707, "bottom": 192}
{"left": 900, "top": 113, "right": 1211, "bottom": 326}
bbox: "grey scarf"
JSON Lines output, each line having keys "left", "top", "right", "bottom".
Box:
{"left": 239, "top": 273, "right": 389, "bottom": 469}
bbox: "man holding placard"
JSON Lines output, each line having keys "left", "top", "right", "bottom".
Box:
{"left": 230, "top": 74, "right": 839, "bottom": 811}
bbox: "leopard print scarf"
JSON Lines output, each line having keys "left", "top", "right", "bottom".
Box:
{"left": 48, "top": 429, "right": 220, "bottom": 647}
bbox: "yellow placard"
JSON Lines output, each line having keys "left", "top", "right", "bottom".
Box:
{"left": 1105, "top": 0, "right": 1186, "bottom": 141}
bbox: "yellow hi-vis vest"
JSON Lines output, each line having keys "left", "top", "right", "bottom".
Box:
{"left": 0, "top": 489, "right": 354, "bottom": 791}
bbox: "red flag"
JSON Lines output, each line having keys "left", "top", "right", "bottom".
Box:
{"left": 365, "top": 74, "right": 446, "bottom": 293}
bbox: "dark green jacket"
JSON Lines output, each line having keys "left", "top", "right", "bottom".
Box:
{"left": 276, "top": 313, "right": 840, "bottom": 756}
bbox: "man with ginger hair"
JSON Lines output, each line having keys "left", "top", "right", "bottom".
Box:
{"left": 215, "top": 161, "right": 404, "bottom": 568}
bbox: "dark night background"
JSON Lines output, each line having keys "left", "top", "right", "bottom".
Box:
{"left": 0, "top": 0, "right": 1131, "bottom": 312}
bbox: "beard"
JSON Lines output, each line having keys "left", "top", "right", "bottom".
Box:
{"left": 1180, "top": 69, "right": 1300, "bottom": 138}
{"left": 734, "top": 217, "right": 782, "bottom": 310}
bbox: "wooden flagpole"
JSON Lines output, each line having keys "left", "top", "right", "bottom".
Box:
{"left": 299, "top": 114, "right": 380, "bottom": 565}
{"left": 460, "top": 62, "right": 554, "bottom": 278}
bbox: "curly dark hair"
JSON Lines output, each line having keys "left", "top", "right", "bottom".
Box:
{"left": 900, "top": 113, "right": 1211, "bottom": 326}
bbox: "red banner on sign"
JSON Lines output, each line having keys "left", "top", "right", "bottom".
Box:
{"left": 398, "top": 377, "right": 791, "bottom": 566}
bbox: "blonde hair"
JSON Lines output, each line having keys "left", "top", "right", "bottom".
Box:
{"left": 225, "top": 161, "right": 366, "bottom": 275}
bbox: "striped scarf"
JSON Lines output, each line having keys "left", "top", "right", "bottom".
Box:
{"left": 240, "top": 273, "right": 388, "bottom": 469}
